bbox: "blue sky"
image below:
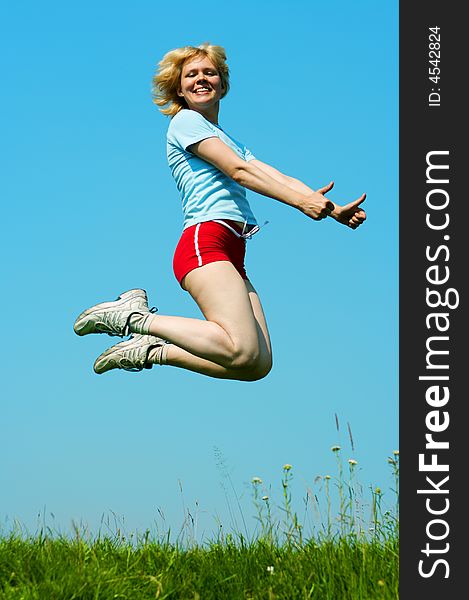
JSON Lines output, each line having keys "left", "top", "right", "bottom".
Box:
{"left": 1, "top": 0, "right": 398, "bottom": 539}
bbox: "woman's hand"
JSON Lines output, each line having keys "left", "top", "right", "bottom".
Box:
{"left": 302, "top": 181, "right": 367, "bottom": 229}
{"left": 298, "top": 181, "right": 336, "bottom": 220}
{"left": 330, "top": 190, "right": 367, "bottom": 229}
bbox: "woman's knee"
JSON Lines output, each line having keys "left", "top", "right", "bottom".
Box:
{"left": 229, "top": 339, "right": 265, "bottom": 369}
{"left": 256, "top": 355, "right": 273, "bottom": 379}
{"left": 231, "top": 349, "right": 273, "bottom": 381}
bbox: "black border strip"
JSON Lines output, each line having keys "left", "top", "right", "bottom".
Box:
{"left": 399, "top": 2, "right": 464, "bottom": 597}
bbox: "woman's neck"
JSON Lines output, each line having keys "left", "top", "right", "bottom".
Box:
{"left": 189, "top": 103, "right": 220, "bottom": 125}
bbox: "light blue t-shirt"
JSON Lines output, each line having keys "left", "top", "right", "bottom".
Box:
{"left": 167, "top": 109, "right": 258, "bottom": 230}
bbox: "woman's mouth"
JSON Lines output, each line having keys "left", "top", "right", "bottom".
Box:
{"left": 193, "top": 87, "right": 211, "bottom": 95}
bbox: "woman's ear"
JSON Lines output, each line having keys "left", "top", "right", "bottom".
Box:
{"left": 177, "top": 89, "right": 184, "bottom": 97}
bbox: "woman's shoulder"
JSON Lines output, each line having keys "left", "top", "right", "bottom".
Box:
{"left": 169, "top": 109, "right": 211, "bottom": 129}
{"left": 167, "top": 109, "right": 218, "bottom": 147}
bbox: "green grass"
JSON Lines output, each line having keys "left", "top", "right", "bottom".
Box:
{"left": 0, "top": 440, "right": 399, "bottom": 599}
{"left": 0, "top": 534, "right": 398, "bottom": 599}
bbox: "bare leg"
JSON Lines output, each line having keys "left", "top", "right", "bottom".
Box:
{"left": 143, "top": 262, "right": 272, "bottom": 380}
{"left": 161, "top": 281, "right": 272, "bottom": 380}
{"left": 244, "top": 279, "right": 272, "bottom": 365}
{"left": 161, "top": 346, "right": 260, "bottom": 380}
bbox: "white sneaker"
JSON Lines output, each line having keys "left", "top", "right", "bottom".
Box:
{"left": 93, "top": 334, "right": 166, "bottom": 374}
{"left": 73, "top": 289, "right": 153, "bottom": 337}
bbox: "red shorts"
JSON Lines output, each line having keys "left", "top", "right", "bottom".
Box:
{"left": 173, "top": 220, "right": 248, "bottom": 286}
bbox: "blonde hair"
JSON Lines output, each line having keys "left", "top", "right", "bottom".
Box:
{"left": 152, "top": 43, "right": 230, "bottom": 117}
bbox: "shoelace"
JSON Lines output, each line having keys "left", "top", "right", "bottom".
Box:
{"left": 121, "top": 336, "right": 165, "bottom": 372}
{"left": 96, "top": 312, "right": 128, "bottom": 336}
{"left": 122, "top": 306, "right": 157, "bottom": 337}
{"left": 121, "top": 344, "right": 151, "bottom": 372}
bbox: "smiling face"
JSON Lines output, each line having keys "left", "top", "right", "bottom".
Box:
{"left": 178, "top": 55, "right": 225, "bottom": 121}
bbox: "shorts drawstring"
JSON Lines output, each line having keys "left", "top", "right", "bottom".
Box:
{"left": 213, "top": 219, "right": 269, "bottom": 240}
{"left": 240, "top": 219, "right": 269, "bottom": 240}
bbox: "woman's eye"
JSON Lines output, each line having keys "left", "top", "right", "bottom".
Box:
{"left": 185, "top": 70, "right": 217, "bottom": 77}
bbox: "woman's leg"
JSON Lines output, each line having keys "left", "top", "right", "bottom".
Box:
{"left": 244, "top": 279, "right": 272, "bottom": 368}
{"left": 143, "top": 261, "right": 272, "bottom": 380}
{"left": 160, "top": 280, "right": 272, "bottom": 380}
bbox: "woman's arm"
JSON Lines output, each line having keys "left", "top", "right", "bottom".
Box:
{"left": 250, "top": 159, "right": 367, "bottom": 229}
{"left": 189, "top": 137, "right": 366, "bottom": 227}
{"left": 249, "top": 159, "right": 317, "bottom": 196}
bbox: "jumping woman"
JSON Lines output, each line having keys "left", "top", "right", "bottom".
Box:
{"left": 73, "top": 43, "right": 366, "bottom": 381}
